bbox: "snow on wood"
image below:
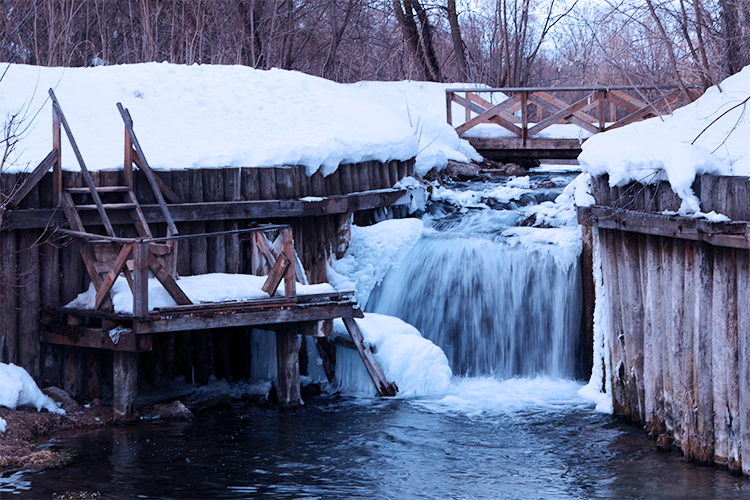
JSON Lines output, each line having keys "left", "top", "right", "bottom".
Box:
{"left": 0, "top": 63, "right": 479, "bottom": 178}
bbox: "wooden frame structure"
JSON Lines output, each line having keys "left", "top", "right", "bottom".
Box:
{"left": 4, "top": 89, "right": 401, "bottom": 418}
{"left": 445, "top": 85, "right": 694, "bottom": 160}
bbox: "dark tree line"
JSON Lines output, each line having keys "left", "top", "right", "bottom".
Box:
{"left": 2, "top": 0, "right": 750, "bottom": 88}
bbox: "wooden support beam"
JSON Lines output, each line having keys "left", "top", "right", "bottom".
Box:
{"left": 133, "top": 301, "right": 363, "bottom": 334}
{"left": 95, "top": 242, "right": 133, "bottom": 310}
{"left": 2, "top": 188, "right": 412, "bottom": 230}
{"left": 42, "top": 325, "right": 152, "bottom": 352}
{"left": 261, "top": 252, "right": 291, "bottom": 296}
{"left": 275, "top": 325, "right": 301, "bottom": 408}
{"left": 113, "top": 350, "right": 139, "bottom": 421}
{"left": 578, "top": 205, "right": 750, "bottom": 248}
{"left": 146, "top": 250, "right": 192, "bottom": 306}
{"left": 6, "top": 150, "right": 57, "bottom": 209}
{"left": 342, "top": 317, "right": 397, "bottom": 397}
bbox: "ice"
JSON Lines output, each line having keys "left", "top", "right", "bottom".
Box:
{"left": 0, "top": 363, "right": 64, "bottom": 427}
{"left": 410, "top": 377, "right": 587, "bottom": 416}
{"left": 579, "top": 66, "right": 750, "bottom": 213}
{"left": 328, "top": 218, "right": 424, "bottom": 308}
{"left": 65, "top": 272, "right": 336, "bottom": 314}
{"left": 330, "top": 313, "right": 453, "bottom": 397}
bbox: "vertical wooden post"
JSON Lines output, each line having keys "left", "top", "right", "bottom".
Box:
{"left": 464, "top": 92, "right": 471, "bottom": 122}
{"left": 446, "top": 91, "right": 453, "bottom": 126}
{"left": 275, "top": 325, "right": 300, "bottom": 407}
{"left": 133, "top": 241, "right": 148, "bottom": 318}
{"left": 597, "top": 90, "right": 607, "bottom": 132}
{"left": 283, "top": 227, "right": 296, "bottom": 299}
{"left": 113, "top": 351, "right": 139, "bottom": 421}
{"left": 52, "top": 107, "right": 62, "bottom": 207}
{"left": 520, "top": 91, "right": 528, "bottom": 147}
{"left": 124, "top": 122, "right": 133, "bottom": 190}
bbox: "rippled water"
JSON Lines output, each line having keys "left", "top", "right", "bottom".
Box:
{"left": 4, "top": 395, "right": 749, "bottom": 499}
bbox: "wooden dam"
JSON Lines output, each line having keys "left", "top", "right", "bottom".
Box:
{"left": 0, "top": 91, "right": 410, "bottom": 419}
{"left": 579, "top": 174, "right": 750, "bottom": 474}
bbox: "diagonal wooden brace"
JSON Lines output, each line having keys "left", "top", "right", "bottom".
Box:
{"left": 95, "top": 242, "right": 134, "bottom": 310}
{"left": 342, "top": 317, "right": 398, "bottom": 397}
{"left": 261, "top": 252, "right": 291, "bottom": 296}
{"left": 146, "top": 250, "right": 192, "bottom": 306}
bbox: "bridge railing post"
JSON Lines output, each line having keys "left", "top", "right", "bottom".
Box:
{"left": 446, "top": 91, "right": 453, "bottom": 126}
{"left": 521, "top": 91, "right": 528, "bottom": 147}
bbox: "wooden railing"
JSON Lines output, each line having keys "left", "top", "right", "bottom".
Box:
{"left": 446, "top": 85, "right": 694, "bottom": 146}
{"left": 58, "top": 224, "right": 299, "bottom": 317}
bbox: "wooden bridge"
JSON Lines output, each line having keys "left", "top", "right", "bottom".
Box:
{"left": 446, "top": 85, "right": 693, "bottom": 162}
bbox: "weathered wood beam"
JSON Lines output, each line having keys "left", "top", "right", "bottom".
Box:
{"left": 276, "top": 325, "right": 301, "bottom": 407}
{"left": 261, "top": 252, "right": 291, "bottom": 296}
{"left": 342, "top": 317, "right": 397, "bottom": 397}
{"left": 2, "top": 188, "right": 411, "bottom": 229}
{"left": 42, "top": 325, "right": 152, "bottom": 352}
{"left": 578, "top": 205, "right": 750, "bottom": 248}
{"left": 133, "top": 302, "right": 364, "bottom": 334}
{"left": 5, "top": 150, "right": 58, "bottom": 210}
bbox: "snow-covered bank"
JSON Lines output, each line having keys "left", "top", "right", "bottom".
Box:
{"left": 0, "top": 364, "right": 64, "bottom": 432}
{"left": 579, "top": 67, "right": 750, "bottom": 213}
{"left": 0, "top": 63, "right": 478, "bottom": 178}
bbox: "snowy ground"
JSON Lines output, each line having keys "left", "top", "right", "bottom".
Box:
{"left": 0, "top": 63, "right": 479, "bottom": 178}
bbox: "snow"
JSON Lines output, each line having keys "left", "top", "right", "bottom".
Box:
{"left": 410, "top": 377, "right": 587, "bottom": 416}
{"left": 1, "top": 63, "right": 480, "bottom": 179}
{"left": 501, "top": 226, "right": 582, "bottom": 273}
{"left": 0, "top": 363, "right": 64, "bottom": 429}
{"left": 328, "top": 218, "right": 424, "bottom": 308}
{"left": 579, "top": 66, "right": 750, "bottom": 214}
{"left": 348, "top": 81, "right": 482, "bottom": 176}
{"left": 65, "top": 272, "right": 335, "bottom": 314}
{"left": 331, "top": 313, "right": 453, "bottom": 397}
{"left": 465, "top": 122, "right": 593, "bottom": 142}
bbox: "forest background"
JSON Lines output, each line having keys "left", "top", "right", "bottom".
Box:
{"left": 1, "top": 0, "right": 749, "bottom": 95}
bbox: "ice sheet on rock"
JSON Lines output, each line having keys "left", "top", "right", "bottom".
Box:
{"left": 409, "top": 377, "right": 588, "bottom": 416}
{"left": 188, "top": 377, "right": 273, "bottom": 404}
{"left": 65, "top": 272, "right": 336, "bottom": 314}
{"left": 328, "top": 218, "right": 424, "bottom": 308}
{"left": 0, "top": 63, "right": 417, "bottom": 176}
{"left": 331, "top": 313, "right": 452, "bottom": 397}
{"left": 0, "top": 363, "right": 64, "bottom": 422}
{"left": 579, "top": 66, "right": 750, "bottom": 212}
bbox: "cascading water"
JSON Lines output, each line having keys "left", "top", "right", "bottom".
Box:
{"left": 367, "top": 176, "right": 584, "bottom": 380}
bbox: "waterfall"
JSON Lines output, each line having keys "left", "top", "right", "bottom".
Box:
{"left": 368, "top": 211, "right": 583, "bottom": 379}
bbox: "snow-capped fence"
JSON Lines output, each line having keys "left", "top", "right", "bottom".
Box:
{"left": 579, "top": 173, "right": 750, "bottom": 474}
{"left": 447, "top": 86, "right": 693, "bottom": 161}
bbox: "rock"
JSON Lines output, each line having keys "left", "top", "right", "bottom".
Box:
{"left": 444, "top": 160, "right": 482, "bottom": 181}
{"left": 42, "top": 387, "right": 78, "bottom": 409}
{"left": 187, "top": 394, "right": 232, "bottom": 413}
{"left": 656, "top": 433, "right": 671, "bottom": 452}
{"left": 142, "top": 401, "right": 194, "bottom": 420}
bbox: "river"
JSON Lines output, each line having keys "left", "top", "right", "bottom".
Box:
{"left": 3, "top": 167, "right": 750, "bottom": 499}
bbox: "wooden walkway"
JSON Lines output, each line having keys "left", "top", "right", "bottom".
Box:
{"left": 446, "top": 86, "right": 694, "bottom": 162}
{"left": 2, "top": 90, "right": 401, "bottom": 419}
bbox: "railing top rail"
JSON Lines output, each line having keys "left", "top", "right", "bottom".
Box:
{"left": 57, "top": 224, "right": 291, "bottom": 244}
{"left": 445, "top": 85, "right": 684, "bottom": 94}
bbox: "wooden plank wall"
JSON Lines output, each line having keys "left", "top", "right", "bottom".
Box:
{"left": 591, "top": 174, "right": 750, "bottom": 473}
{"left": 0, "top": 160, "right": 414, "bottom": 399}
